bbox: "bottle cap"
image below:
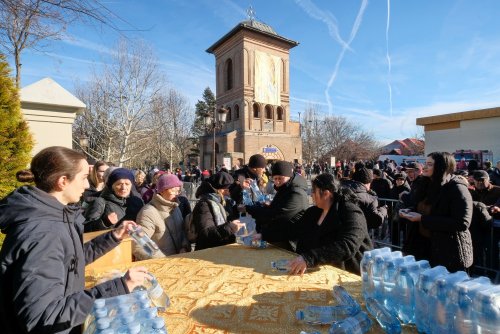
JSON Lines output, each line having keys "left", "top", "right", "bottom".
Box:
{"left": 94, "top": 299, "right": 106, "bottom": 308}
{"left": 152, "top": 317, "right": 165, "bottom": 329}
{"left": 96, "top": 317, "right": 110, "bottom": 330}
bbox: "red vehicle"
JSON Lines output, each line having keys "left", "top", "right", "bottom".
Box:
{"left": 454, "top": 149, "right": 493, "bottom": 170}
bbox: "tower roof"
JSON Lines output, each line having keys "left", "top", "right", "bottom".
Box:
{"left": 206, "top": 19, "right": 299, "bottom": 53}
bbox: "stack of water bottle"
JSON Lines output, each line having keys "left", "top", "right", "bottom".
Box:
{"left": 296, "top": 285, "right": 373, "bottom": 334}
{"left": 84, "top": 290, "right": 168, "bottom": 334}
{"left": 236, "top": 181, "right": 268, "bottom": 249}
{"left": 85, "top": 273, "right": 170, "bottom": 334}
{"left": 361, "top": 247, "right": 500, "bottom": 334}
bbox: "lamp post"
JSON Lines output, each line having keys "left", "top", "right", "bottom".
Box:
{"left": 79, "top": 135, "right": 89, "bottom": 156}
{"left": 203, "top": 106, "right": 228, "bottom": 173}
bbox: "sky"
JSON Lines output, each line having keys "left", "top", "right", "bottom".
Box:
{"left": 11, "top": 0, "right": 500, "bottom": 144}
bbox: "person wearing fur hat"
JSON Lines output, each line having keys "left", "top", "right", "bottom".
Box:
{"left": 134, "top": 174, "right": 191, "bottom": 259}
{"left": 390, "top": 171, "right": 411, "bottom": 200}
{"left": 345, "top": 167, "right": 388, "bottom": 231}
{"left": 84, "top": 168, "right": 144, "bottom": 232}
{"left": 241, "top": 160, "right": 309, "bottom": 250}
{"left": 192, "top": 171, "right": 245, "bottom": 250}
{"left": 229, "top": 154, "right": 268, "bottom": 205}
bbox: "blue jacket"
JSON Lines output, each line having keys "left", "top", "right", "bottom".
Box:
{"left": 0, "top": 186, "right": 129, "bottom": 334}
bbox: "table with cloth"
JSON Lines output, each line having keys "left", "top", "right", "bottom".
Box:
{"left": 85, "top": 244, "right": 417, "bottom": 334}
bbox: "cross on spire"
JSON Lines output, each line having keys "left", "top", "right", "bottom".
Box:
{"left": 246, "top": 5, "right": 256, "bottom": 21}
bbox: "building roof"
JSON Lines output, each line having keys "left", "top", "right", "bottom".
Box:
{"left": 206, "top": 19, "right": 299, "bottom": 53}
{"left": 381, "top": 138, "right": 424, "bottom": 155}
{"left": 416, "top": 106, "right": 500, "bottom": 125}
{"left": 20, "top": 77, "right": 86, "bottom": 111}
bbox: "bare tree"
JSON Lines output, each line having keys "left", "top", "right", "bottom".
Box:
{"left": 0, "top": 0, "right": 124, "bottom": 87}
{"left": 75, "top": 38, "right": 164, "bottom": 167}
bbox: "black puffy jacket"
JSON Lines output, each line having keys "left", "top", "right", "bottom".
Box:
{"left": 84, "top": 187, "right": 143, "bottom": 232}
{"left": 0, "top": 186, "right": 129, "bottom": 334}
{"left": 345, "top": 180, "right": 388, "bottom": 229}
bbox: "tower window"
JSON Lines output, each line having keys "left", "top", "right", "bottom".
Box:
{"left": 277, "top": 106, "right": 284, "bottom": 120}
{"left": 253, "top": 103, "right": 260, "bottom": 118}
{"left": 265, "top": 105, "right": 272, "bottom": 119}
{"left": 227, "top": 107, "right": 232, "bottom": 121}
{"left": 235, "top": 104, "right": 240, "bottom": 119}
{"left": 225, "top": 58, "right": 233, "bottom": 91}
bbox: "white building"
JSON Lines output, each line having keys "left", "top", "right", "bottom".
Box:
{"left": 20, "top": 78, "right": 86, "bottom": 156}
{"left": 416, "top": 107, "right": 500, "bottom": 163}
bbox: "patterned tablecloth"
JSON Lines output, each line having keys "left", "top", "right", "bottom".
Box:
{"left": 85, "top": 244, "right": 417, "bottom": 334}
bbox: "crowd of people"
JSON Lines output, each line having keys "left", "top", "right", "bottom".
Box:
{"left": 0, "top": 146, "right": 499, "bottom": 333}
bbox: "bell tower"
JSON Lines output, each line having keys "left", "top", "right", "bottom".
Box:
{"left": 203, "top": 13, "right": 301, "bottom": 169}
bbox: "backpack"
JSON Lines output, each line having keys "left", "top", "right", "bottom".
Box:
{"left": 184, "top": 199, "right": 222, "bottom": 243}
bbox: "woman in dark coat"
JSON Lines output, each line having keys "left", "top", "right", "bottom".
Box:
{"left": 400, "top": 151, "right": 474, "bottom": 272}
{"left": 192, "top": 171, "right": 243, "bottom": 251}
{"left": 84, "top": 168, "right": 144, "bottom": 232}
{"left": 0, "top": 146, "right": 149, "bottom": 334}
{"left": 285, "top": 173, "right": 373, "bottom": 275}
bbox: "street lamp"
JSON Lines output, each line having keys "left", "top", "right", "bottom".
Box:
{"left": 203, "top": 106, "right": 228, "bottom": 173}
{"left": 79, "top": 135, "right": 89, "bottom": 156}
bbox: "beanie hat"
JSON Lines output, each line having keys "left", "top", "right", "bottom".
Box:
{"left": 473, "top": 170, "right": 489, "bottom": 181}
{"left": 106, "top": 168, "right": 135, "bottom": 189}
{"left": 352, "top": 167, "right": 373, "bottom": 184}
{"left": 156, "top": 174, "right": 183, "bottom": 193}
{"left": 394, "top": 172, "right": 407, "bottom": 180}
{"left": 248, "top": 154, "right": 267, "bottom": 168}
{"left": 372, "top": 168, "right": 383, "bottom": 177}
{"left": 209, "top": 171, "right": 234, "bottom": 189}
{"left": 271, "top": 161, "right": 294, "bottom": 177}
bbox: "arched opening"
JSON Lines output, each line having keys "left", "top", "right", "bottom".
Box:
{"left": 226, "top": 107, "right": 232, "bottom": 121}
{"left": 225, "top": 59, "right": 233, "bottom": 91}
{"left": 253, "top": 103, "right": 260, "bottom": 118}
{"left": 265, "top": 105, "right": 272, "bottom": 119}
{"left": 277, "top": 106, "right": 284, "bottom": 120}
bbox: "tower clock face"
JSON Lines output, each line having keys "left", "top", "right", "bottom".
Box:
{"left": 254, "top": 50, "right": 281, "bottom": 106}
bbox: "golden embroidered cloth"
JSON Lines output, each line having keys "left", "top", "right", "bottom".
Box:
{"left": 85, "top": 244, "right": 417, "bottom": 334}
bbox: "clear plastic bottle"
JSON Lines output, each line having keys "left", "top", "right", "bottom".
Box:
{"left": 360, "top": 248, "right": 391, "bottom": 300}
{"left": 450, "top": 276, "right": 491, "bottom": 334}
{"left": 296, "top": 305, "right": 356, "bottom": 325}
{"left": 393, "top": 259, "right": 430, "bottom": 324}
{"left": 236, "top": 235, "right": 267, "bottom": 248}
{"left": 414, "top": 265, "right": 449, "bottom": 333}
{"left": 381, "top": 255, "right": 415, "bottom": 313}
{"left": 328, "top": 311, "right": 372, "bottom": 334}
{"left": 249, "top": 180, "right": 265, "bottom": 202}
{"left": 242, "top": 189, "right": 253, "bottom": 206}
{"left": 428, "top": 271, "right": 469, "bottom": 334}
{"left": 371, "top": 251, "right": 402, "bottom": 302}
{"left": 332, "top": 286, "right": 361, "bottom": 314}
{"left": 472, "top": 285, "right": 500, "bottom": 334}
{"left": 84, "top": 304, "right": 109, "bottom": 334}
{"left": 271, "top": 259, "right": 290, "bottom": 272}
{"left": 128, "top": 225, "right": 159, "bottom": 257}
{"left": 142, "top": 317, "right": 168, "bottom": 334}
{"left": 365, "top": 298, "right": 402, "bottom": 334}
{"left": 140, "top": 273, "right": 170, "bottom": 312}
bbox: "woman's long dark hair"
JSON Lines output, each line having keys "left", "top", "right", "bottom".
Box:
{"left": 312, "top": 173, "right": 358, "bottom": 204}
{"left": 17, "top": 146, "right": 85, "bottom": 193}
{"left": 415, "top": 151, "right": 456, "bottom": 205}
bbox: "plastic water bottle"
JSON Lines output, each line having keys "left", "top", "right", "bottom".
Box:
{"left": 365, "top": 298, "right": 402, "bottom": 334}
{"left": 332, "top": 286, "right": 361, "bottom": 314}
{"left": 142, "top": 316, "right": 168, "bottom": 334}
{"left": 371, "top": 251, "right": 402, "bottom": 301}
{"left": 242, "top": 189, "right": 253, "bottom": 206}
{"left": 143, "top": 273, "right": 170, "bottom": 312}
{"left": 128, "top": 225, "right": 159, "bottom": 257}
{"left": 414, "top": 266, "right": 449, "bottom": 333}
{"left": 296, "top": 305, "right": 356, "bottom": 324}
{"left": 328, "top": 311, "right": 372, "bottom": 334}
{"left": 271, "top": 259, "right": 290, "bottom": 272}
{"left": 450, "top": 276, "right": 491, "bottom": 334}
{"left": 117, "top": 321, "right": 141, "bottom": 334}
{"left": 360, "top": 247, "right": 391, "bottom": 300}
{"left": 133, "top": 307, "right": 158, "bottom": 321}
{"left": 381, "top": 255, "right": 415, "bottom": 312}
{"left": 473, "top": 285, "right": 500, "bottom": 334}
{"left": 428, "top": 271, "right": 469, "bottom": 334}
{"left": 249, "top": 180, "right": 265, "bottom": 202}
{"left": 393, "top": 260, "right": 430, "bottom": 324}
{"left": 236, "top": 235, "right": 267, "bottom": 248}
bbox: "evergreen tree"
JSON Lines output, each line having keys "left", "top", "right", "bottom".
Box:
{"left": 0, "top": 53, "right": 33, "bottom": 199}
{"left": 189, "top": 87, "right": 216, "bottom": 158}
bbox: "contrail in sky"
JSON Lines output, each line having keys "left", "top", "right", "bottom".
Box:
{"left": 386, "top": 0, "right": 393, "bottom": 117}
{"left": 325, "top": 0, "right": 368, "bottom": 116}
